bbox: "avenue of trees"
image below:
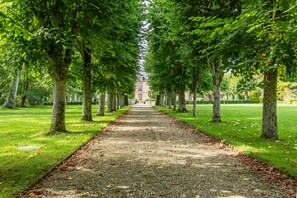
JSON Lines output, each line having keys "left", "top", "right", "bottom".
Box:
{"left": 0, "top": 0, "right": 142, "bottom": 132}
{"left": 1, "top": 0, "right": 297, "bottom": 140}
{"left": 145, "top": 0, "right": 297, "bottom": 140}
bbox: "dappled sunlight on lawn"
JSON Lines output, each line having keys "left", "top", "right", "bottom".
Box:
{"left": 0, "top": 105, "right": 130, "bottom": 197}
{"left": 157, "top": 104, "right": 297, "bottom": 178}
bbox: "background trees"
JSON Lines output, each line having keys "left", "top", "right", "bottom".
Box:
{"left": 1, "top": 0, "right": 297, "bottom": 140}
{"left": 0, "top": 0, "right": 141, "bottom": 132}
{"left": 146, "top": 0, "right": 297, "bottom": 140}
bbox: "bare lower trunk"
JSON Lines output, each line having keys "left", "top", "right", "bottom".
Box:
{"left": 178, "top": 88, "right": 187, "bottom": 112}
{"left": 21, "top": 79, "right": 29, "bottom": 107}
{"left": 156, "top": 95, "right": 160, "bottom": 106}
{"left": 107, "top": 91, "right": 112, "bottom": 113}
{"left": 82, "top": 48, "right": 92, "bottom": 121}
{"left": 209, "top": 61, "right": 223, "bottom": 122}
{"left": 112, "top": 94, "right": 117, "bottom": 111}
{"left": 120, "top": 95, "right": 124, "bottom": 107}
{"left": 212, "top": 83, "right": 221, "bottom": 122}
{"left": 261, "top": 70, "right": 278, "bottom": 140}
{"left": 50, "top": 78, "right": 67, "bottom": 132}
{"left": 97, "top": 92, "right": 105, "bottom": 116}
{"left": 124, "top": 95, "right": 128, "bottom": 106}
{"left": 117, "top": 94, "right": 120, "bottom": 109}
{"left": 21, "top": 96, "right": 27, "bottom": 107}
{"left": 173, "top": 93, "right": 177, "bottom": 111}
{"left": 167, "top": 93, "right": 172, "bottom": 109}
{"left": 3, "top": 69, "right": 20, "bottom": 109}
{"left": 160, "top": 93, "right": 165, "bottom": 106}
{"left": 121, "top": 95, "right": 125, "bottom": 107}
{"left": 193, "top": 88, "right": 197, "bottom": 117}
{"left": 47, "top": 43, "right": 72, "bottom": 133}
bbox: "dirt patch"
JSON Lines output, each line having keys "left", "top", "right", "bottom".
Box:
{"left": 22, "top": 107, "right": 295, "bottom": 198}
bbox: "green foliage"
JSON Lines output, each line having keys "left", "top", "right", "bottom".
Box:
{"left": 0, "top": 64, "right": 12, "bottom": 104}
{"left": 1, "top": 0, "right": 141, "bottom": 118}
{"left": 0, "top": 105, "right": 130, "bottom": 197}
{"left": 157, "top": 104, "right": 297, "bottom": 178}
{"left": 249, "top": 90, "right": 261, "bottom": 103}
{"left": 277, "top": 81, "right": 297, "bottom": 102}
{"left": 91, "top": 0, "right": 141, "bottom": 96}
{"left": 221, "top": 74, "right": 240, "bottom": 96}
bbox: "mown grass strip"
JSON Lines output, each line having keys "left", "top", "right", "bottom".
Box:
{"left": 0, "top": 105, "right": 129, "bottom": 197}
{"left": 156, "top": 104, "right": 297, "bottom": 178}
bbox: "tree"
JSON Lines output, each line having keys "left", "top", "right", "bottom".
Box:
{"left": 227, "top": 1, "right": 297, "bottom": 139}
{"left": 176, "top": 0, "right": 242, "bottom": 121}
{"left": 91, "top": 0, "right": 140, "bottom": 114}
{"left": 7, "top": 1, "right": 83, "bottom": 132}
{"left": 146, "top": 0, "right": 190, "bottom": 112}
{"left": 3, "top": 0, "right": 141, "bottom": 132}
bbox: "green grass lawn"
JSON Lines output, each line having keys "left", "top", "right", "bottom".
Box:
{"left": 156, "top": 104, "right": 297, "bottom": 178}
{"left": 0, "top": 105, "right": 129, "bottom": 197}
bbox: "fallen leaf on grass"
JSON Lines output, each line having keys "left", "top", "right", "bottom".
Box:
{"left": 35, "top": 150, "right": 42, "bottom": 156}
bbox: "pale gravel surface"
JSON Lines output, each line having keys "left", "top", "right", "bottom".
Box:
{"left": 26, "top": 107, "right": 287, "bottom": 198}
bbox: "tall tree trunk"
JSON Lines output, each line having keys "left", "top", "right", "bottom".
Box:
{"left": 124, "top": 95, "right": 129, "bottom": 106}
{"left": 97, "top": 92, "right": 105, "bottom": 116}
{"left": 21, "top": 95, "right": 27, "bottom": 107}
{"left": 122, "top": 94, "right": 125, "bottom": 108}
{"left": 3, "top": 69, "right": 20, "bottom": 109}
{"left": 209, "top": 61, "right": 223, "bottom": 122}
{"left": 156, "top": 95, "right": 160, "bottom": 106}
{"left": 107, "top": 91, "right": 113, "bottom": 113}
{"left": 112, "top": 94, "right": 117, "bottom": 111}
{"left": 212, "top": 82, "right": 221, "bottom": 122}
{"left": 167, "top": 93, "right": 172, "bottom": 109}
{"left": 178, "top": 88, "right": 187, "bottom": 112}
{"left": 120, "top": 94, "right": 124, "bottom": 108}
{"left": 160, "top": 92, "right": 165, "bottom": 106}
{"left": 193, "top": 86, "right": 197, "bottom": 117}
{"left": 49, "top": 77, "right": 67, "bottom": 132}
{"left": 47, "top": 44, "right": 72, "bottom": 133}
{"left": 173, "top": 92, "right": 177, "bottom": 111}
{"left": 261, "top": 70, "right": 278, "bottom": 139}
{"left": 117, "top": 94, "right": 120, "bottom": 109}
{"left": 21, "top": 77, "right": 29, "bottom": 107}
{"left": 192, "top": 66, "right": 198, "bottom": 117}
{"left": 81, "top": 48, "right": 92, "bottom": 121}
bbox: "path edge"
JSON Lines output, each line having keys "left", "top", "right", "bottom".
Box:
{"left": 18, "top": 107, "right": 131, "bottom": 198}
{"left": 154, "top": 106, "right": 297, "bottom": 197}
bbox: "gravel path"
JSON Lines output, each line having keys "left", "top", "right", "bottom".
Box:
{"left": 25, "top": 107, "right": 288, "bottom": 198}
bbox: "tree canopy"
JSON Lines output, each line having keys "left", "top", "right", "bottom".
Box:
{"left": 145, "top": 0, "right": 297, "bottom": 140}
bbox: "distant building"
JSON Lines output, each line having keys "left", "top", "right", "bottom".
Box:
{"left": 134, "top": 75, "right": 150, "bottom": 103}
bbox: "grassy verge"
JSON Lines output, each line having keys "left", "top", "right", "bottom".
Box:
{"left": 156, "top": 104, "right": 297, "bottom": 178}
{"left": 0, "top": 105, "right": 129, "bottom": 197}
